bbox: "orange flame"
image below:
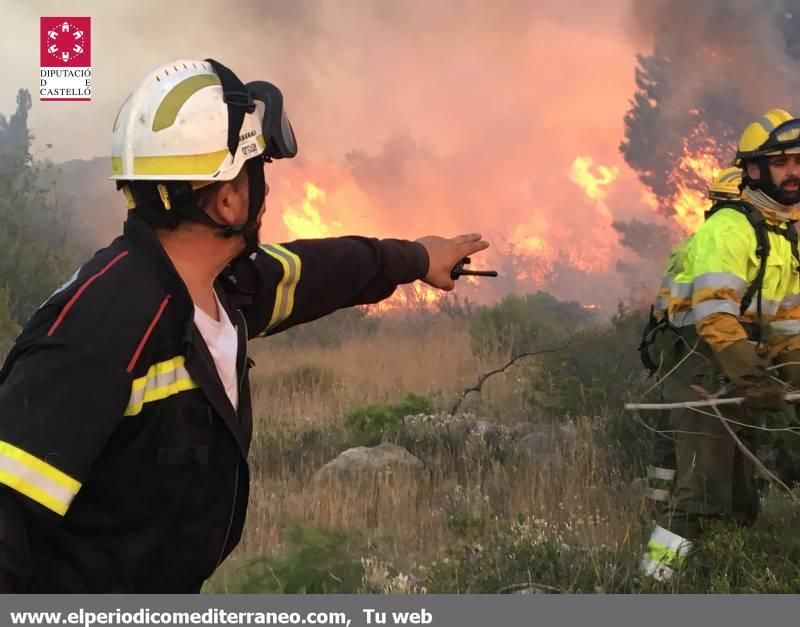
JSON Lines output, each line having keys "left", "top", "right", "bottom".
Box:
{"left": 664, "top": 122, "right": 725, "bottom": 234}
{"left": 364, "top": 282, "right": 443, "bottom": 316}
{"left": 282, "top": 183, "right": 342, "bottom": 239}
{"left": 569, "top": 156, "right": 619, "bottom": 201}
{"left": 509, "top": 223, "right": 553, "bottom": 285}
{"left": 672, "top": 186, "right": 708, "bottom": 234}
{"left": 281, "top": 180, "right": 447, "bottom": 315}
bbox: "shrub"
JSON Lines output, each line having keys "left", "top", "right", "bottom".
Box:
{"left": 225, "top": 524, "right": 368, "bottom": 593}
{"left": 468, "top": 291, "right": 595, "bottom": 357}
{"left": 345, "top": 393, "right": 434, "bottom": 446}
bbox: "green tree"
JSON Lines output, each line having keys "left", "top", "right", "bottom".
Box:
{"left": 0, "top": 88, "right": 84, "bottom": 344}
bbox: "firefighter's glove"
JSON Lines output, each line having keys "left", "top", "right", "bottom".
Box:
{"left": 715, "top": 340, "right": 787, "bottom": 411}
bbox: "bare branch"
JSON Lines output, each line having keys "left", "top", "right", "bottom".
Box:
{"left": 497, "top": 581, "right": 562, "bottom": 594}
{"left": 449, "top": 339, "right": 573, "bottom": 416}
{"left": 625, "top": 392, "right": 800, "bottom": 412}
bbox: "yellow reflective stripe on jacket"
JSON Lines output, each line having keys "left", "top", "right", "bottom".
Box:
{"left": 259, "top": 244, "right": 302, "bottom": 333}
{"left": 643, "top": 524, "right": 692, "bottom": 569}
{"left": 125, "top": 356, "right": 198, "bottom": 417}
{"left": 653, "top": 276, "right": 672, "bottom": 314}
{"left": 668, "top": 280, "right": 693, "bottom": 320}
{"left": 0, "top": 441, "right": 81, "bottom": 515}
{"left": 780, "top": 294, "right": 800, "bottom": 310}
{"left": 689, "top": 272, "right": 746, "bottom": 324}
{"left": 671, "top": 281, "right": 693, "bottom": 299}
{"left": 669, "top": 310, "right": 694, "bottom": 327}
{"left": 693, "top": 299, "right": 740, "bottom": 321}
{"left": 665, "top": 207, "right": 800, "bottom": 350}
{"left": 745, "top": 297, "right": 781, "bottom": 317}
{"left": 693, "top": 272, "right": 746, "bottom": 293}
{"left": 769, "top": 320, "right": 800, "bottom": 335}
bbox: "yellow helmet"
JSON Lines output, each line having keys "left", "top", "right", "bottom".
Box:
{"left": 734, "top": 108, "right": 800, "bottom": 165}
{"left": 707, "top": 167, "right": 742, "bottom": 201}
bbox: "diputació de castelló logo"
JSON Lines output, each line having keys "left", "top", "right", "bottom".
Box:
{"left": 40, "top": 17, "right": 92, "bottom": 101}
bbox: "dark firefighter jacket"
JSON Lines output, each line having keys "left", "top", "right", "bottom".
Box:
{"left": 0, "top": 213, "right": 429, "bottom": 593}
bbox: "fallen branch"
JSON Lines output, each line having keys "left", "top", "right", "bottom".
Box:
{"left": 625, "top": 391, "right": 800, "bottom": 412}
{"left": 449, "top": 339, "right": 573, "bottom": 416}
{"left": 497, "top": 581, "right": 562, "bottom": 594}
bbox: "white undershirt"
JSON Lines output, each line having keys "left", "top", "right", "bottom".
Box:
{"left": 193, "top": 291, "right": 239, "bottom": 411}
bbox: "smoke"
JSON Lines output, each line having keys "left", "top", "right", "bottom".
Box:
{"left": 612, "top": 0, "right": 800, "bottom": 304}
{"left": 3, "top": 1, "right": 645, "bottom": 312}
{"left": 621, "top": 0, "right": 800, "bottom": 209}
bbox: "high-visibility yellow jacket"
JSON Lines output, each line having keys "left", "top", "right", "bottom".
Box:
{"left": 668, "top": 205, "right": 800, "bottom": 355}
{"left": 653, "top": 236, "right": 693, "bottom": 322}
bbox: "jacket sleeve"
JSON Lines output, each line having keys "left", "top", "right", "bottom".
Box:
{"left": 688, "top": 211, "right": 755, "bottom": 353}
{"left": 0, "top": 337, "right": 131, "bottom": 591}
{"left": 225, "top": 236, "right": 429, "bottom": 338}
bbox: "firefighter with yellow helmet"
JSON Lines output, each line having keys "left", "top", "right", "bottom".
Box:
{"left": 640, "top": 109, "right": 800, "bottom": 582}
{"left": 639, "top": 167, "right": 742, "bottom": 509}
{"left": 647, "top": 167, "right": 743, "bottom": 327}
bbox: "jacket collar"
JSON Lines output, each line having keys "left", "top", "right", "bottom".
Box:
{"left": 123, "top": 214, "right": 195, "bottom": 344}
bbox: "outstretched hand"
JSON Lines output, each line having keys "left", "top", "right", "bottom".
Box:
{"left": 415, "top": 233, "right": 490, "bottom": 290}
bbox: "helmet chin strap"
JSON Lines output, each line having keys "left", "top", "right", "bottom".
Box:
{"left": 218, "top": 157, "right": 265, "bottom": 256}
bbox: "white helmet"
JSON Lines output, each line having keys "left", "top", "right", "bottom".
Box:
{"left": 111, "top": 58, "right": 297, "bottom": 183}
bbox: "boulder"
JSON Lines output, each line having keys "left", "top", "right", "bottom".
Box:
{"left": 309, "top": 443, "right": 425, "bottom": 528}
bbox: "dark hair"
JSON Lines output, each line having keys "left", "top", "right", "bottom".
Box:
{"left": 124, "top": 181, "right": 222, "bottom": 231}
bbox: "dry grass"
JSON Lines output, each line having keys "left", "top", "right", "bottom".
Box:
{"left": 247, "top": 316, "right": 528, "bottom": 429}
{"left": 209, "top": 317, "right": 644, "bottom": 589}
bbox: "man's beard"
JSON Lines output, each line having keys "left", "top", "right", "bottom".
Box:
{"left": 770, "top": 176, "right": 800, "bottom": 205}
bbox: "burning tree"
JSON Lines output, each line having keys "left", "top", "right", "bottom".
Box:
{"left": 613, "top": 0, "right": 800, "bottom": 307}
{"left": 621, "top": 0, "right": 800, "bottom": 230}
{"left": 619, "top": 0, "right": 800, "bottom": 478}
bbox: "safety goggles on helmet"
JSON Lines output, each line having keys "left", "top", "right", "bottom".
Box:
{"left": 205, "top": 59, "right": 297, "bottom": 165}
{"left": 744, "top": 118, "right": 800, "bottom": 161}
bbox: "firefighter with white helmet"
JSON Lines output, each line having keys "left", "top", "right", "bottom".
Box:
{"left": 0, "top": 58, "right": 490, "bottom": 592}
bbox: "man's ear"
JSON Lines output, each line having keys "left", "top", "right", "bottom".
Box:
{"left": 205, "top": 181, "right": 242, "bottom": 225}
{"left": 746, "top": 161, "right": 761, "bottom": 180}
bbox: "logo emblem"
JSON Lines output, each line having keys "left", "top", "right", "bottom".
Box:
{"left": 39, "top": 17, "right": 92, "bottom": 101}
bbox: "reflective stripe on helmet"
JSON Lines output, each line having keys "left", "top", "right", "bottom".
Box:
{"left": 111, "top": 136, "right": 266, "bottom": 179}
{"left": 112, "top": 149, "right": 229, "bottom": 178}
{"left": 152, "top": 73, "right": 221, "bottom": 132}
